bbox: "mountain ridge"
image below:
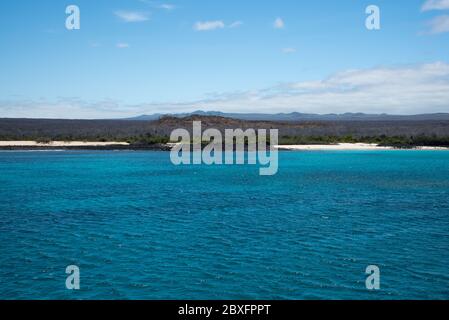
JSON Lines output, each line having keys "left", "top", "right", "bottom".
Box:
{"left": 125, "top": 111, "right": 449, "bottom": 121}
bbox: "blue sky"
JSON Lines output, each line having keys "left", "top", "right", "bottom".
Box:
{"left": 0, "top": 0, "right": 449, "bottom": 118}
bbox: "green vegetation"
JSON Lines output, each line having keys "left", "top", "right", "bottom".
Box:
{"left": 0, "top": 133, "right": 170, "bottom": 145}
{"left": 1, "top": 133, "right": 449, "bottom": 147}
{"left": 35, "top": 137, "right": 52, "bottom": 144}
{"left": 126, "top": 134, "right": 170, "bottom": 145}
{"left": 144, "top": 134, "right": 449, "bottom": 147}
{"left": 279, "top": 135, "right": 449, "bottom": 147}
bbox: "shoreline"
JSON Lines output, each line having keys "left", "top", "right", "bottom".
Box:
{"left": 274, "top": 143, "right": 449, "bottom": 151}
{"left": 0, "top": 141, "right": 170, "bottom": 151}
{"left": 0, "top": 141, "right": 130, "bottom": 147}
{"left": 275, "top": 143, "right": 391, "bottom": 151}
{"left": 0, "top": 141, "right": 448, "bottom": 151}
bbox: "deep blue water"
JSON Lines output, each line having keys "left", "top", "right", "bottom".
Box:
{"left": 0, "top": 150, "right": 448, "bottom": 300}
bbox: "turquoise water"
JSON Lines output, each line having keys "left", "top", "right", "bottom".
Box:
{"left": 0, "top": 150, "right": 448, "bottom": 300}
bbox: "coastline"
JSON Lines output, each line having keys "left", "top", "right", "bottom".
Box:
{"left": 0, "top": 141, "right": 170, "bottom": 151}
{"left": 275, "top": 143, "right": 392, "bottom": 151}
{"left": 0, "top": 141, "right": 130, "bottom": 147}
{"left": 0, "top": 141, "right": 448, "bottom": 151}
{"left": 275, "top": 143, "right": 449, "bottom": 151}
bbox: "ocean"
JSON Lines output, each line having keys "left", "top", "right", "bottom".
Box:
{"left": 0, "top": 150, "right": 448, "bottom": 299}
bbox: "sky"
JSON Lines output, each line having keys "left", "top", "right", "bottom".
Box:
{"left": 0, "top": 0, "right": 448, "bottom": 118}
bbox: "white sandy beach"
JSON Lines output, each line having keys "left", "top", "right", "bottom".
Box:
{"left": 0, "top": 141, "right": 130, "bottom": 147}
{"left": 0, "top": 141, "right": 447, "bottom": 150}
{"left": 275, "top": 143, "right": 392, "bottom": 151}
{"left": 275, "top": 143, "right": 448, "bottom": 151}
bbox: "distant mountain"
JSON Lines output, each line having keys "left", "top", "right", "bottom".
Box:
{"left": 125, "top": 111, "right": 449, "bottom": 122}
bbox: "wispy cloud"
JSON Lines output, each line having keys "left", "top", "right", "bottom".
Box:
{"left": 193, "top": 20, "right": 243, "bottom": 31}
{"left": 114, "top": 10, "right": 150, "bottom": 22}
{"left": 426, "top": 15, "right": 449, "bottom": 33}
{"left": 193, "top": 20, "right": 225, "bottom": 31}
{"left": 0, "top": 98, "right": 141, "bottom": 120}
{"left": 282, "top": 48, "right": 296, "bottom": 54}
{"left": 273, "top": 17, "right": 285, "bottom": 29}
{"left": 422, "top": 0, "right": 449, "bottom": 11}
{"left": 139, "top": 1, "right": 177, "bottom": 10}
{"left": 229, "top": 21, "right": 243, "bottom": 28}
{"left": 116, "top": 42, "right": 130, "bottom": 48}
{"left": 157, "top": 3, "right": 176, "bottom": 10}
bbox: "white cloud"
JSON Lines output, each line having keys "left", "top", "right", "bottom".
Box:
{"left": 194, "top": 20, "right": 242, "bottom": 31}
{"left": 193, "top": 21, "right": 225, "bottom": 31}
{"left": 3, "top": 63, "right": 449, "bottom": 117}
{"left": 158, "top": 4, "right": 176, "bottom": 10}
{"left": 116, "top": 42, "right": 130, "bottom": 48}
{"left": 229, "top": 21, "right": 243, "bottom": 28}
{"left": 422, "top": 0, "right": 449, "bottom": 11}
{"left": 114, "top": 10, "right": 150, "bottom": 22}
{"left": 282, "top": 48, "right": 296, "bottom": 54}
{"left": 138, "top": 0, "right": 176, "bottom": 10}
{"left": 185, "top": 62, "right": 449, "bottom": 115}
{"left": 273, "top": 17, "right": 285, "bottom": 29}
{"left": 426, "top": 15, "right": 449, "bottom": 33}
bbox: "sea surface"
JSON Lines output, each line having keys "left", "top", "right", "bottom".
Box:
{"left": 0, "top": 150, "right": 448, "bottom": 300}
